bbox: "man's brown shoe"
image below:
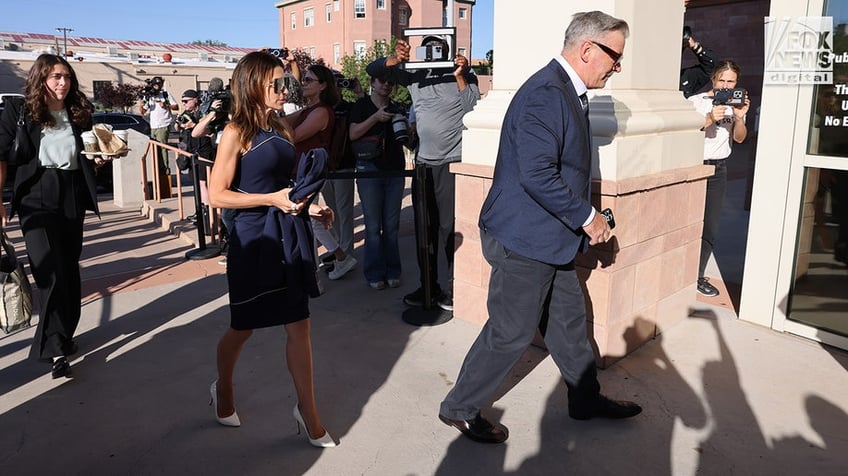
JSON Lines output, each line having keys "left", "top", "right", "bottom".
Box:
{"left": 438, "top": 412, "right": 508, "bottom": 444}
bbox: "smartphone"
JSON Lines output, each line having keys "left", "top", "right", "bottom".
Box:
{"left": 601, "top": 208, "right": 615, "bottom": 229}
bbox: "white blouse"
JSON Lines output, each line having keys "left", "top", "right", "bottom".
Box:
{"left": 38, "top": 109, "right": 79, "bottom": 170}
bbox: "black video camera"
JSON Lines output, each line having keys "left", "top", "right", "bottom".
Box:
{"left": 141, "top": 76, "right": 165, "bottom": 100}
{"left": 712, "top": 88, "right": 747, "bottom": 107}
{"left": 199, "top": 89, "right": 232, "bottom": 116}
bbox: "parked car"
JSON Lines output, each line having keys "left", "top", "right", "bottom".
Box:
{"left": 92, "top": 112, "right": 151, "bottom": 136}
{"left": 91, "top": 112, "right": 151, "bottom": 192}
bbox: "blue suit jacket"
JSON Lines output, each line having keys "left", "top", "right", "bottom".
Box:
{"left": 479, "top": 59, "right": 593, "bottom": 266}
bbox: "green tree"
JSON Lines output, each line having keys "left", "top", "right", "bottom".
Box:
{"left": 486, "top": 49, "right": 493, "bottom": 72}
{"left": 95, "top": 82, "right": 145, "bottom": 112}
{"left": 339, "top": 38, "right": 410, "bottom": 106}
{"left": 191, "top": 40, "right": 228, "bottom": 47}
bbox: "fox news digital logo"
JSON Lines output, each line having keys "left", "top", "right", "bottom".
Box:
{"left": 765, "top": 17, "right": 833, "bottom": 85}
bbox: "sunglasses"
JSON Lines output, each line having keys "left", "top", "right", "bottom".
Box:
{"left": 181, "top": 99, "right": 194, "bottom": 103}
{"left": 301, "top": 77, "right": 319, "bottom": 84}
{"left": 271, "top": 77, "right": 286, "bottom": 94}
{"left": 591, "top": 40, "right": 623, "bottom": 67}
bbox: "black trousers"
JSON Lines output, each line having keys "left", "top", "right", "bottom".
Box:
{"left": 700, "top": 159, "right": 727, "bottom": 278}
{"left": 410, "top": 162, "right": 455, "bottom": 293}
{"left": 21, "top": 168, "right": 88, "bottom": 362}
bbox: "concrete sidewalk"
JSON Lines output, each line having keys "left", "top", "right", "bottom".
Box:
{"left": 1, "top": 185, "right": 846, "bottom": 475}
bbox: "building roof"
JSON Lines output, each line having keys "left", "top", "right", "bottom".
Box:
{"left": 0, "top": 31, "right": 257, "bottom": 55}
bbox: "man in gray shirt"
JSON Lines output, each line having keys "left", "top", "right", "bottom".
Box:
{"left": 367, "top": 36, "right": 479, "bottom": 311}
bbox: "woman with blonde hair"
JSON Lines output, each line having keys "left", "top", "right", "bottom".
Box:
{"left": 207, "top": 51, "right": 336, "bottom": 448}
{"left": 688, "top": 59, "right": 750, "bottom": 297}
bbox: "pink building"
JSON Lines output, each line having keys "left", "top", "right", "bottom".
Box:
{"left": 275, "top": 0, "right": 475, "bottom": 70}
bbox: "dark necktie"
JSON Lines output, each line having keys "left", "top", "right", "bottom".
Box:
{"left": 579, "top": 93, "right": 589, "bottom": 113}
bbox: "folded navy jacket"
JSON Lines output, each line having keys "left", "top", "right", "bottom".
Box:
{"left": 276, "top": 147, "right": 327, "bottom": 300}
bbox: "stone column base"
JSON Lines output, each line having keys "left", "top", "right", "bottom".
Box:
{"left": 451, "top": 162, "right": 713, "bottom": 368}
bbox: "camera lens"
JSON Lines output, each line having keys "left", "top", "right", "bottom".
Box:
{"left": 391, "top": 114, "right": 408, "bottom": 145}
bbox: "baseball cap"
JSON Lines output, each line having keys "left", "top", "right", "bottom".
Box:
{"left": 182, "top": 89, "right": 199, "bottom": 99}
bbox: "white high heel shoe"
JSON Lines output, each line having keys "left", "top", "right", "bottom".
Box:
{"left": 293, "top": 404, "right": 337, "bottom": 448}
{"left": 209, "top": 381, "right": 241, "bottom": 427}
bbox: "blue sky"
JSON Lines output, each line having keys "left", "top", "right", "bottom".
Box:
{"left": 0, "top": 0, "right": 494, "bottom": 59}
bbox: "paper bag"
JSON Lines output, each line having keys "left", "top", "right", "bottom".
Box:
{"left": 92, "top": 123, "right": 128, "bottom": 156}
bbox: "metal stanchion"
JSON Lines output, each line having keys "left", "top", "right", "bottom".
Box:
{"left": 401, "top": 164, "right": 452, "bottom": 326}
{"left": 185, "top": 153, "right": 221, "bottom": 260}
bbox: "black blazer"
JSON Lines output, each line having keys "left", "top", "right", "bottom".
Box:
{"left": 0, "top": 97, "right": 99, "bottom": 217}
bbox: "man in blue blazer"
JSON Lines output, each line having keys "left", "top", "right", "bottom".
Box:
{"left": 439, "top": 11, "right": 642, "bottom": 444}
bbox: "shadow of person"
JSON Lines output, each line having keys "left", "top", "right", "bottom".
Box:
{"left": 767, "top": 395, "right": 848, "bottom": 472}
{"left": 432, "top": 315, "right": 708, "bottom": 475}
{"left": 511, "top": 316, "right": 707, "bottom": 475}
{"left": 693, "top": 313, "right": 771, "bottom": 473}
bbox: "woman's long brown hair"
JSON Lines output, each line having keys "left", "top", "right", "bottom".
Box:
{"left": 24, "top": 54, "right": 91, "bottom": 129}
{"left": 229, "top": 51, "right": 294, "bottom": 150}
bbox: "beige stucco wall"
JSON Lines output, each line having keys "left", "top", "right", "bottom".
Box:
{"left": 1, "top": 57, "right": 235, "bottom": 111}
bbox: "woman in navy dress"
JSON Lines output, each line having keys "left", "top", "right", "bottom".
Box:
{"left": 207, "top": 51, "right": 336, "bottom": 447}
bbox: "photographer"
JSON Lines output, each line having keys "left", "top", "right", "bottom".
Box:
{"left": 139, "top": 76, "right": 178, "bottom": 197}
{"left": 367, "top": 36, "right": 480, "bottom": 310}
{"left": 680, "top": 26, "right": 719, "bottom": 98}
{"left": 348, "top": 74, "right": 408, "bottom": 290}
{"left": 193, "top": 77, "right": 231, "bottom": 144}
{"left": 175, "top": 89, "right": 215, "bottom": 223}
{"left": 688, "top": 60, "right": 750, "bottom": 297}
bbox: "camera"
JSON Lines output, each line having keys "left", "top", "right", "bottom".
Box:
{"left": 198, "top": 88, "right": 232, "bottom": 132}
{"left": 386, "top": 103, "right": 409, "bottom": 145}
{"left": 712, "top": 88, "right": 746, "bottom": 106}
{"left": 177, "top": 112, "right": 194, "bottom": 125}
{"left": 415, "top": 44, "right": 447, "bottom": 62}
{"left": 264, "top": 47, "right": 289, "bottom": 59}
{"left": 336, "top": 77, "right": 356, "bottom": 90}
{"left": 199, "top": 89, "right": 232, "bottom": 115}
{"left": 141, "top": 76, "right": 165, "bottom": 101}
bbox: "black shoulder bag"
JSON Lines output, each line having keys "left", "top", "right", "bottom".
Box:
{"left": 10, "top": 101, "right": 32, "bottom": 166}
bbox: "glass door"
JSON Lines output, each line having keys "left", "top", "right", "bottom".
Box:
{"left": 783, "top": 0, "right": 848, "bottom": 346}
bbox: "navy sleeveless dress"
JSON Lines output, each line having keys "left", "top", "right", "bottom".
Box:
{"left": 227, "top": 129, "right": 311, "bottom": 329}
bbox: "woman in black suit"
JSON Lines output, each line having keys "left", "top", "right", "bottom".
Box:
{"left": 0, "top": 54, "right": 99, "bottom": 379}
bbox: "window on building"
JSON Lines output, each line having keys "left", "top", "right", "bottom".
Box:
{"left": 334, "top": 0, "right": 340, "bottom": 11}
{"left": 459, "top": 8, "right": 467, "bottom": 20}
{"left": 304, "top": 7, "right": 314, "bottom": 27}
{"left": 291, "top": 12, "right": 297, "bottom": 30}
{"left": 310, "top": 47, "right": 317, "bottom": 58}
{"left": 333, "top": 43, "right": 341, "bottom": 65}
{"left": 398, "top": 6, "right": 409, "bottom": 25}
{"left": 92, "top": 80, "right": 111, "bottom": 103}
{"left": 326, "top": 3, "right": 332, "bottom": 22}
{"left": 354, "top": 41, "right": 366, "bottom": 59}
{"left": 355, "top": 0, "right": 366, "bottom": 18}
{"left": 377, "top": 0, "right": 385, "bottom": 9}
